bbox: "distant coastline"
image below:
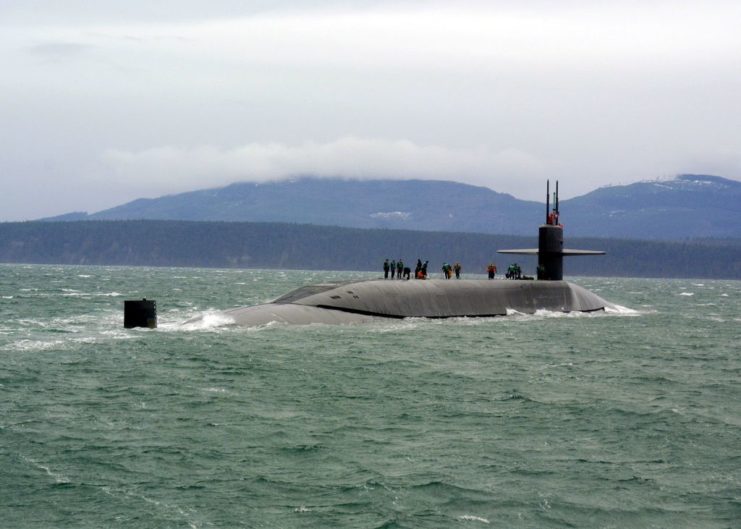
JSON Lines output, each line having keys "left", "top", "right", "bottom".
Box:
{"left": 0, "top": 220, "right": 739, "bottom": 279}
{"left": 36, "top": 175, "right": 741, "bottom": 241}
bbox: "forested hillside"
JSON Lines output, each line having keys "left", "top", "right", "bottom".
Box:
{"left": 2, "top": 221, "right": 740, "bottom": 279}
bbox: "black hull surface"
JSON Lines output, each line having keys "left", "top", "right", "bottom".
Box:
{"left": 193, "top": 279, "right": 612, "bottom": 327}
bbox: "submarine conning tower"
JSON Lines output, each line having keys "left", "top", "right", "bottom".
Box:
{"left": 539, "top": 179, "right": 564, "bottom": 280}
{"left": 499, "top": 180, "right": 604, "bottom": 281}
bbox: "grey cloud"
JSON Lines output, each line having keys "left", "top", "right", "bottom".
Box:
{"left": 1, "top": 1, "right": 740, "bottom": 220}
{"left": 100, "top": 138, "right": 548, "bottom": 198}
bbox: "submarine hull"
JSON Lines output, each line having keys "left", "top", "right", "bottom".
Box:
{"left": 222, "top": 303, "right": 381, "bottom": 326}
{"left": 183, "top": 182, "right": 614, "bottom": 327}
{"left": 188, "top": 279, "right": 612, "bottom": 327}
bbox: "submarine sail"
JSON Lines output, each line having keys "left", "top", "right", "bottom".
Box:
{"left": 498, "top": 180, "right": 604, "bottom": 281}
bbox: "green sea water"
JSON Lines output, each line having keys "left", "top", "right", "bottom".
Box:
{"left": 1, "top": 264, "right": 739, "bottom": 528}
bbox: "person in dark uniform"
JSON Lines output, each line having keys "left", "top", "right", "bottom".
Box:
{"left": 383, "top": 259, "right": 390, "bottom": 279}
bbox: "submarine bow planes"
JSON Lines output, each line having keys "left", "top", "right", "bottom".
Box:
{"left": 187, "top": 181, "right": 612, "bottom": 327}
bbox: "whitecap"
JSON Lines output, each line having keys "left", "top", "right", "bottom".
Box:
{"left": 459, "top": 514, "right": 490, "bottom": 524}
{"left": 71, "top": 336, "right": 98, "bottom": 344}
{"left": 604, "top": 304, "right": 639, "bottom": 315}
{"left": 4, "top": 339, "right": 66, "bottom": 352}
{"left": 448, "top": 316, "right": 502, "bottom": 326}
{"left": 679, "top": 292, "right": 694, "bottom": 296}
{"left": 21, "top": 456, "right": 70, "bottom": 484}
{"left": 101, "top": 486, "right": 202, "bottom": 528}
{"left": 505, "top": 308, "right": 526, "bottom": 316}
{"left": 179, "top": 311, "right": 236, "bottom": 331}
{"left": 18, "top": 318, "right": 48, "bottom": 327}
{"left": 370, "top": 319, "right": 422, "bottom": 332}
{"left": 99, "top": 329, "right": 138, "bottom": 340}
{"left": 533, "top": 308, "right": 581, "bottom": 318}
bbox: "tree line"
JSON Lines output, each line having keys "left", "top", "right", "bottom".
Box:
{"left": 0, "top": 220, "right": 739, "bottom": 279}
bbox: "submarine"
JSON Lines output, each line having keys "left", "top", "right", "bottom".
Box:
{"left": 187, "top": 181, "right": 612, "bottom": 327}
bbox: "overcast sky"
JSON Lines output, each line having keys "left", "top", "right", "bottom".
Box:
{"left": 2, "top": 0, "right": 740, "bottom": 220}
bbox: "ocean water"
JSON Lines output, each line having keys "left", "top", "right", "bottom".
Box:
{"left": 1, "top": 264, "right": 739, "bottom": 529}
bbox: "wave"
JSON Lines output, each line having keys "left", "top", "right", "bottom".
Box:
{"left": 458, "top": 514, "right": 490, "bottom": 524}
{"left": 604, "top": 303, "right": 640, "bottom": 315}
{"left": 3, "top": 339, "right": 67, "bottom": 352}
{"left": 61, "top": 291, "right": 123, "bottom": 297}
{"left": 100, "top": 485, "right": 203, "bottom": 529}
{"left": 176, "top": 311, "right": 236, "bottom": 331}
{"left": 362, "top": 305, "right": 644, "bottom": 333}
{"left": 20, "top": 455, "right": 70, "bottom": 484}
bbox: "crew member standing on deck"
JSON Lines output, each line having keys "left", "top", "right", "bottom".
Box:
{"left": 383, "top": 259, "right": 390, "bottom": 279}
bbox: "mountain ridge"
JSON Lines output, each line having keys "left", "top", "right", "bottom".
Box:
{"left": 40, "top": 174, "right": 741, "bottom": 240}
